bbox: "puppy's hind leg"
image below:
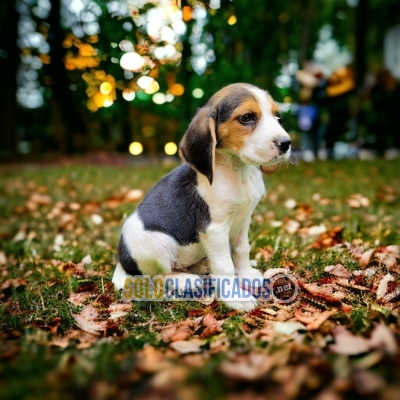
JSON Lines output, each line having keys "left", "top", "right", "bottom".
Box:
{"left": 120, "top": 212, "right": 178, "bottom": 276}
{"left": 188, "top": 258, "right": 210, "bottom": 275}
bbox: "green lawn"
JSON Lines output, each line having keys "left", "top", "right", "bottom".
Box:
{"left": 0, "top": 159, "right": 399, "bottom": 400}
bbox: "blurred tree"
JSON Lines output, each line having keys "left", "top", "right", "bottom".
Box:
{"left": 46, "top": 0, "right": 88, "bottom": 152}
{"left": 0, "top": 0, "right": 19, "bottom": 157}
{"left": 2, "top": 0, "right": 399, "bottom": 158}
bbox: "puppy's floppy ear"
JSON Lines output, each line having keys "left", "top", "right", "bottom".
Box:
{"left": 179, "top": 105, "right": 216, "bottom": 185}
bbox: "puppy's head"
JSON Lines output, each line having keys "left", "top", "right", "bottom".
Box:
{"left": 179, "top": 83, "right": 291, "bottom": 184}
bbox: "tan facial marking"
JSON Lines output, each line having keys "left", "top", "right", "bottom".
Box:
{"left": 217, "top": 98, "right": 261, "bottom": 152}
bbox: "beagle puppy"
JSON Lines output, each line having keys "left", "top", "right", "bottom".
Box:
{"left": 113, "top": 83, "right": 291, "bottom": 311}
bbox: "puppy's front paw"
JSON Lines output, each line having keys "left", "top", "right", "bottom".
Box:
{"left": 223, "top": 297, "right": 258, "bottom": 312}
{"left": 236, "top": 267, "right": 264, "bottom": 282}
{"left": 222, "top": 286, "right": 258, "bottom": 312}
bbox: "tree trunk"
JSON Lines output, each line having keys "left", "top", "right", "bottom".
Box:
{"left": 355, "top": 0, "right": 368, "bottom": 88}
{"left": 0, "top": 0, "right": 19, "bottom": 158}
{"left": 46, "top": 0, "right": 87, "bottom": 153}
{"left": 298, "top": 0, "right": 313, "bottom": 68}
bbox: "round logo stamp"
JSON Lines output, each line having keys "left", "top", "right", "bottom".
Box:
{"left": 270, "top": 273, "right": 298, "bottom": 304}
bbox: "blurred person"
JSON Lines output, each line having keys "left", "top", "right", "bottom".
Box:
{"left": 324, "top": 66, "right": 355, "bottom": 159}
{"left": 295, "top": 63, "right": 326, "bottom": 160}
{"left": 368, "top": 68, "right": 400, "bottom": 155}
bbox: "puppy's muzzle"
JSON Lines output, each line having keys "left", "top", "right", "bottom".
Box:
{"left": 274, "top": 137, "right": 292, "bottom": 154}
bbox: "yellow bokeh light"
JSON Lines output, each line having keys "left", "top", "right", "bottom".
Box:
{"left": 145, "top": 80, "right": 160, "bottom": 94}
{"left": 228, "top": 15, "right": 237, "bottom": 25}
{"left": 129, "top": 142, "right": 143, "bottom": 155}
{"left": 169, "top": 83, "right": 185, "bottom": 96}
{"left": 100, "top": 82, "right": 113, "bottom": 95}
{"left": 165, "top": 142, "right": 178, "bottom": 155}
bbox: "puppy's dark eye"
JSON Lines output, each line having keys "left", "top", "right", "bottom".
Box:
{"left": 239, "top": 113, "right": 255, "bottom": 125}
{"left": 275, "top": 112, "right": 283, "bottom": 124}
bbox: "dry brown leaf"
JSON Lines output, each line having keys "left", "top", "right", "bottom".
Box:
{"left": 160, "top": 319, "right": 197, "bottom": 343}
{"left": 324, "top": 264, "right": 352, "bottom": 278}
{"left": 170, "top": 339, "right": 204, "bottom": 354}
{"left": 306, "top": 226, "right": 343, "bottom": 250}
{"left": 209, "top": 333, "right": 230, "bottom": 353}
{"left": 200, "top": 313, "right": 223, "bottom": 338}
{"left": 30, "top": 193, "right": 52, "bottom": 205}
{"left": 302, "top": 282, "right": 346, "bottom": 302}
{"left": 49, "top": 336, "right": 70, "bottom": 349}
{"left": 351, "top": 248, "right": 375, "bottom": 268}
{"left": 219, "top": 352, "right": 277, "bottom": 381}
{"left": 68, "top": 292, "right": 91, "bottom": 306}
{"left": 353, "top": 368, "right": 386, "bottom": 395}
{"left": 329, "top": 326, "right": 371, "bottom": 355}
{"left": 124, "top": 189, "right": 144, "bottom": 202}
{"left": 66, "top": 329, "right": 99, "bottom": 349}
{"left": 369, "top": 322, "right": 398, "bottom": 355}
{"left": 376, "top": 273, "right": 395, "bottom": 301}
{"left": 0, "top": 251, "right": 7, "bottom": 265}
{"left": 151, "top": 365, "right": 188, "bottom": 390}
{"left": 108, "top": 303, "right": 132, "bottom": 319}
{"left": 255, "top": 245, "right": 274, "bottom": 263}
{"left": 306, "top": 310, "right": 335, "bottom": 331}
{"left": 136, "top": 345, "right": 168, "bottom": 373}
{"left": 72, "top": 304, "right": 106, "bottom": 336}
{"left": 330, "top": 323, "right": 397, "bottom": 356}
{"left": 1, "top": 278, "right": 27, "bottom": 291}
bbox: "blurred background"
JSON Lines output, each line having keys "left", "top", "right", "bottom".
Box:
{"left": 1, "top": 0, "right": 400, "bottom": 162}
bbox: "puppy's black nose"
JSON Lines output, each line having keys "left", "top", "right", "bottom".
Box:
{"left": 274, "top": 137, "right": 291, "bottom": 154}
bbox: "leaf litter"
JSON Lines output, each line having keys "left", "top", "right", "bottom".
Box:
{"left": 0, "top": 162, "right": 400, "bottom": 399}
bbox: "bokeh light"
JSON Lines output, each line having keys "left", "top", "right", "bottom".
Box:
{"left": 103, "top": 99, "right": 113, "bottom": 107}
{"left": 122, "top": 89, "right": 136, "bottom": 101}
{"left": 192, "top": 88, "right": 204, "bottom": 98}
{"left": 169, "top": 83, "right": 184, "bottom": 96}
{"left": 165, "top": 142, "right": 178, "bottom": 155}
{"left": 228, "top": 15, "right": 237, "bottom": 25}
{"left": 129, "top": 142, "right": 143, "bottom": 155}
{"left": 153, "top": 93, "right": 166, "bottom": 104}
{"left": 144, "top": 80, "right": 160, "bottom": 94}
{"left": 137, "top": 76, "right": 154, "bottom": 89}
{"left": 120, "top": 52, "right": 145, "bottom": 71}
{"left": 100, "top": 82, "right": 112, "bottom": 95}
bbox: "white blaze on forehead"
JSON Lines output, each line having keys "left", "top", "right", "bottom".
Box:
{"left": 247, "top": 86, "right": 275, "bottom": 117}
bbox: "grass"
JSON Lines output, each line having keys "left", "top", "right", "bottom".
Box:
{"left": 0, "top": 159, "right": 399, "bottom": 399}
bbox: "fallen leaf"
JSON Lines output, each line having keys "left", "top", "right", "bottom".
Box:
{"left": 200, "top": 313, "right": 223, "bottom": 338}
{"left": 273, "top": 321, "right": 306, "bottom": 336}
{"left": 136, "top": 346, "right": 167, "bottom": 373}
{"left": 72, "top": 304, "right": 106, "bottom": 336}
{"left": 255, "top": 246, "right": 274, "bottom": 262}
{"left": 376, "top": 273, "right": 395, "bottom": 301}
{"left": 170, "top": 339, "right": 204, "bottom": 354}
{"left": 124, "top": 189, "right": 144, "bottom": 202}
{"left": 306, "top": 310, "right": 335, "bottom": 330}
{"left": 306, "top": 226, "right": 343, "bottom": 250}
{"left": 219, "top": 352, "right": 277, "bottom": 381}
{"left": 160, "top": 319, "right": 199, "bottom": 343}
{"left": 0, "top": 251, "right": 7, "bottom": 265}
{"left": 108, "top": 303, "right": 132, "bottom": 319}
{"left": 329, "top": 326, "right": 371, "bottom": 355}
{"left": 353, "top": 368, "right": 386, "bottom": 395}
{"left": 302, "top": 282, "right": 346, "bottom": 302}
{"left": 324, "top": 264, "right": 352, "bottom": 278}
